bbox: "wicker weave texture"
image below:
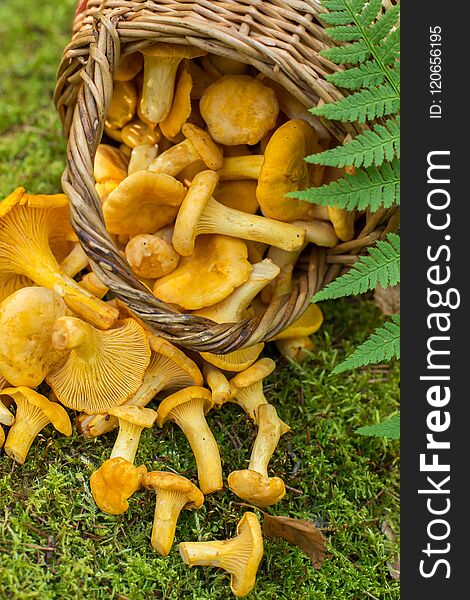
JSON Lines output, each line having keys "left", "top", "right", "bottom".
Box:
{"left": 55, "top": 0, "right": 379, "bottom": 353}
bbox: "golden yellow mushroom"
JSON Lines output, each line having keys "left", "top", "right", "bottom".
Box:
{"left": 213, "top": 180, "right": 259, "bottom": 214}
{"left": 1, "top": 387, "right": 72, "bottom": 464}
{"left": 94, "top": 144, "right": 129, "bottom": 184}
{"left": 107, "top": 405, "right": 157, "bottom": 463}
{"left": 160, "top": 63, "right": 193, "bottom": 140}
{"left": 125, "top": 233, "right": 180, "bottom": 279}
{"left": 0, "top": 188, "right": 118, "bottom": 329}
{"left": 256, "top": 119, "right": 325, "bottom": 222}
{"left": 149, "top": 123, "right": 223, "bottom": 177}
{"left": 143, "top": 471, "right": 204, "bottom": 556}
{"left": 179, "top": 512, "right": 264, "bottom": 597}
{"left": 103, "top": 171, "right": 186, "bottom": 236}
{"left": 121, "top": 120, "right": 161, "bottom": 148}
{"left": 46, "top": 316, "right": 151, "bottom": 413}
{"left": 153, "top": 234, "right": 251, "bottom": 310}
{"left": 323, "top": 166, "right": 356, "bottom": 242}
{"left": 194, "top": 259, "right": 280, "bottom": 372}
{"left": 209, "top": 55, "right": 248, "bottom": 76}
{"left": 156, "top": 386, "right": 222, "bottom": 494}
{"left": 79, "top": 272, "right": 109, "bottom": 299}
{"left": 203, "top": 363, "right": 231, "bottom": 406}
{"left": 172, "top": 170, "right": 305, "bottom": 255}
{"left": 90, "top": 457, "right": 147, "bottom": 515}
{"left": 274, "top": 335, "right": 314, "bottom": 363}
{"left": 127, "top": 143, "right": 159, "bottom": 175}
{"left": 78, "top": 335, "right": 203, "bottom": 438}
{"left": 0, "top": 287, "right": 68, "bottom": 388}
{"left": 114, "top": 52, "right": 143, "bottom": 81}
{"left": 216, "top": 155, "right": 264, "bottom": 181}
{"left": 140, "top": 43, "right": 206, "bottom": 124}
{"left": 200, "top": 76, "right": 279, "bottom": 146}
{"left": 228, "top": 403, "right": 289, "bottom": 507}
{"left": 105, "top": 81, "right": 137, "bottom": 130}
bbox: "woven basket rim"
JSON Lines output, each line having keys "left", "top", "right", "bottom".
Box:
{"left": 56, "top": 0, "right": 391, "bottom": 353}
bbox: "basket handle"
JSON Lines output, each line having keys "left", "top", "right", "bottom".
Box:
{"left": 61, "top": 11, "right": 325, "bottom": 352}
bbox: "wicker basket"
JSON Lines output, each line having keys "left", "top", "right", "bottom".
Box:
{"left": 54, "top": 0, "right": 393, "bottom": 353}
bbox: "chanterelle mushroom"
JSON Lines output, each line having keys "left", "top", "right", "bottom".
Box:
{"left": 156, "top": 386, "right": 222, "bottom": 494}
{"left": 200, "top": 75, "right": 279, "bottom": 146}
{"left": 172, "top": 170, "right": 305, "bottom": 255}
{"left": 108, "top": 405, "right": 157, "bottom": 463}
{"left": 90, "top": 457, "right": 147, "bottom": 515}
{"left": 148, "top": 123, "right": 223, "bottom": 177}
{"left": 0, "top": 188, "right": 118, "bottom": 329}
{"left": 105, "top": 80, "right": 137, "bottom": 130}
{"left": 140, "top": 43, "right": 206, "bottom": 124}
{"left": 153, "top": 234, "right": 251, "bottom": 310}
{"left": 228, "top": 403, "right": 288, "bottom": 507}
{"left": 160, "top": 62, "right": 193, "bottom": 140}
{"left": 179, "top": 511, "right": 264, "bottom": 597}
{"left": 78, "top": 334, "right": 203, "bottom": 438}
{"left": 103, "top": 171, "right": 186, "bottom": 236}
{"left": 1, "top": 387, "right": 72, "bottom": 464}
{"left": 194, "top": 259, "right": 280, "bottom": 372}
{"left": 143, "top": 471, "right": 204, "bottom": 556}
{"left": 256, "top": 119, "right": 325, "bottom": 222}
{"left": 0, "top": 287, "right": 68, "bottom": 387}
{"left": 125, "top": 233, "right": 180, "bottom": 279}
{"left": 46, "top": 316, "right": 151, "bottom": 413}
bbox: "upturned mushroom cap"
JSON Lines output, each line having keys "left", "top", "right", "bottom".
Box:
{"left": 125, "top": 234, "right": 179, "bottom": 279}
{"left": 153, "top": 234, "right": 251, "bottom": 310}
{"left": 160, "top": 63, "right": 193, "bottom": 140}
{"left": 257, "top": 119, "right": 325, "bottom": 222}
{"left": 0, "top": 188, "right": 118, "bottom": 329}
{"left": 94, "top": 144, "right": 129, "bottom": 183}
{"left": 0, "top": 287, "right": 68, "bottom": 387}
{"left": 213, "top": 180, "right": 259, "bottom": 214}
{"left": 179, "top": 511, "right": 264, "bottom": 597}
{"left": 229, "top": 358, "right": 276, "bottom": 392}
{"left": 90, "top": 457, "right": 147, "bottom": 515}
{"left": 121, "top": 120, "right": 160, "bottom": 148}
{"left": 227, "top": 470, "right": 286, "bottom": 507}
{"left": 143, "top": 471, "right": 204, "bottom": 556}
{"left": 140, "top": 43, "right": 206, "bottom": 124}
{"left": 47, "top": 317, "right": 151, "bottom": 413}
{"left": 275, "top": 335, "right": 314, "bottom": 363}
{"left": 103, "top": 171, "right": 186, "bottom": 235}
{"left": 269, "top": 304, "right": 324, "bottom": 341}
{"left": 1, "top": 387, "right": 72, "bottom": 464}
{"left": 105, "top": 80, "right": 137, "bottom": 130}
{"left": 200, "top": 75, "right": 279, "bottom": 146}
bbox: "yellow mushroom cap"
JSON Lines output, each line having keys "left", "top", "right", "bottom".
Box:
{"left": 227, "top": 470, "right": 286, "bottom": 507}
{"left": 94, "top": 144, "right": 129, "bottom": 183}
{"left": 108, "top": 405, "right": 157, "bottom": 429}
{"left": 0, "top": 287, "right": 68, "bottom": 387}
{"left": 125, "top": 234, "right": 179, "bottom": 279}
{"left": 103, "top": 171, "right": 186, "bottom": 235}
{"left": 257, "top": 119, "right": 324, "bottom": 222}
{"left": 90, "top": 457, "right": 147, "bottom": 515}
{"left": 105, "top": 80, "right": 137, "bottom": 130}
{"left": 179, "top": 511, "right": 264, "bottom": 597}
{"left": 229, "top": 358, "right": 276, "bottom": 390}
{"left": 160, "top": 63, "right": 193, "bottom": 140}
{"left": 153, "top": 234, "right": 251, "bottom": 310}
{"left": 213, "top": 180, "right": 259, "bottom": 214}
{"left": 0, "top": 397, "right": 15, "bottom": 427}
{"left": 209, "top": 55, "right": 248, "bottom": 76}
{"left": 47, "top": 317, "right": 151, "bottom": 413}
{"left": 156, "top": 386, "right": 213, "bottom": 427}
{"left": 114, "top": 52, "right": 143, "bottom": 81}
{"left": 143, "top": 471, "right": 204, "bottom": 509}
{"left": 181, "top": 123, "right": 223, "bottom": 171}
{"left": 269, "top": 304, "right": 323, "bottom": 341}
{"left": 200, "top": 76, "right": 279, "bottom": 146}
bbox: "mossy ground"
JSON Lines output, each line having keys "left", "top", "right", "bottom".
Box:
{"left": 0, "top": 2, "right": 400, "bottom": 598}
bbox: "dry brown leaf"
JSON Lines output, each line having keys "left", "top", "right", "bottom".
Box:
{"left": 374, "top": 284, "right": 400, "bottom": 315}
{"left": 262, "top": 514, "right": 326, "bottom": 569}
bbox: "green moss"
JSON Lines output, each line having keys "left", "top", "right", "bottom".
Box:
{"left": 0, "top": 2, "right": 399, "bottom": 598}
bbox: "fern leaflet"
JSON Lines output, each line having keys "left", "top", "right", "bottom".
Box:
{"left": 326, "top": 61, "right": 388, "bottom": 90}
{"left": 306, "top": 117, "right": 399, "bottom": 168}
{"left": 289, "top": 158, "right": 400, "bottom": 211}
{"left": 332, "top": 314, "right": 400, "bottom": 374}
{"left": 311, "top": 83, "right": 399, "bottom": 123}
{"left": 356, "top": 413, "right": 400, "bottom": 439}
{"left": 312, "top": 234, "right": 400, "bottom": 302}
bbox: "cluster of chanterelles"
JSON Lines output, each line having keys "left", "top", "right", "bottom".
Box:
{"left": 0, "top": 46, "right": 355, "bottom": 596}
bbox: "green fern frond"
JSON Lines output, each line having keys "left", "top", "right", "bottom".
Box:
{"left": 326, "top": 60, "right": 387, "bottom": 89}
{"left": 358, "top": 0, "right": 383, "bottom": 27}
{"left": 356, "top": 413, "right": 400, "bottom": 439}
{"left": 306, "top": 117, "right": 399, "bottom": 168}
{"left": 369, "top": 5, "right": 400, "bottom": 43}
{"left": 321, "top": 40, "right": 372, "bottom": 65}
{"left": 378, "top": 27, "right": 400, "bottom": 64}
{"left": 332, "top": 314, "right": 400, "bottom": 374}
{"left": 312, "top": 234, "right": 400, "bottom": 302}
{"left": 311, "top": 83, "right": 399, "bottom": 123}
{"left": 326, "top": 25, "right": 363, "bottom": 42}
{"left": 289, "top": 158, "right": 400, "bottom": 211}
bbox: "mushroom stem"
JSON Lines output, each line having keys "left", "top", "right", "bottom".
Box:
{"left": 110, "top": 420, "right": 146, "bottom": 463}
{"left": 51, "top": 316, "right": 96, "bottom": 359}
{"left": 151, "top": 491, "right": 189, "bottom": 556}
{"left": 173, "top": 401, "right": 222, "bottom": 495}
{"left": 140, "top": 55, "right": 183, "bottom": 124}
{"left": 179, "top": 539, "right": 234, "bottom": 566}
{"left": 248, "top": 404, "right": 283, "bottom": 478}
{"left": 217, "top": 156, "right": 264, "bottom": 181}
{"left": 4, "top": 406, "right": 50, "bottom": 464}
{"left": 149, "top": 138, "right": 199, "bottom": 176}
{"left": 60, "top": 244, "right": 89, "bottom": 277}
